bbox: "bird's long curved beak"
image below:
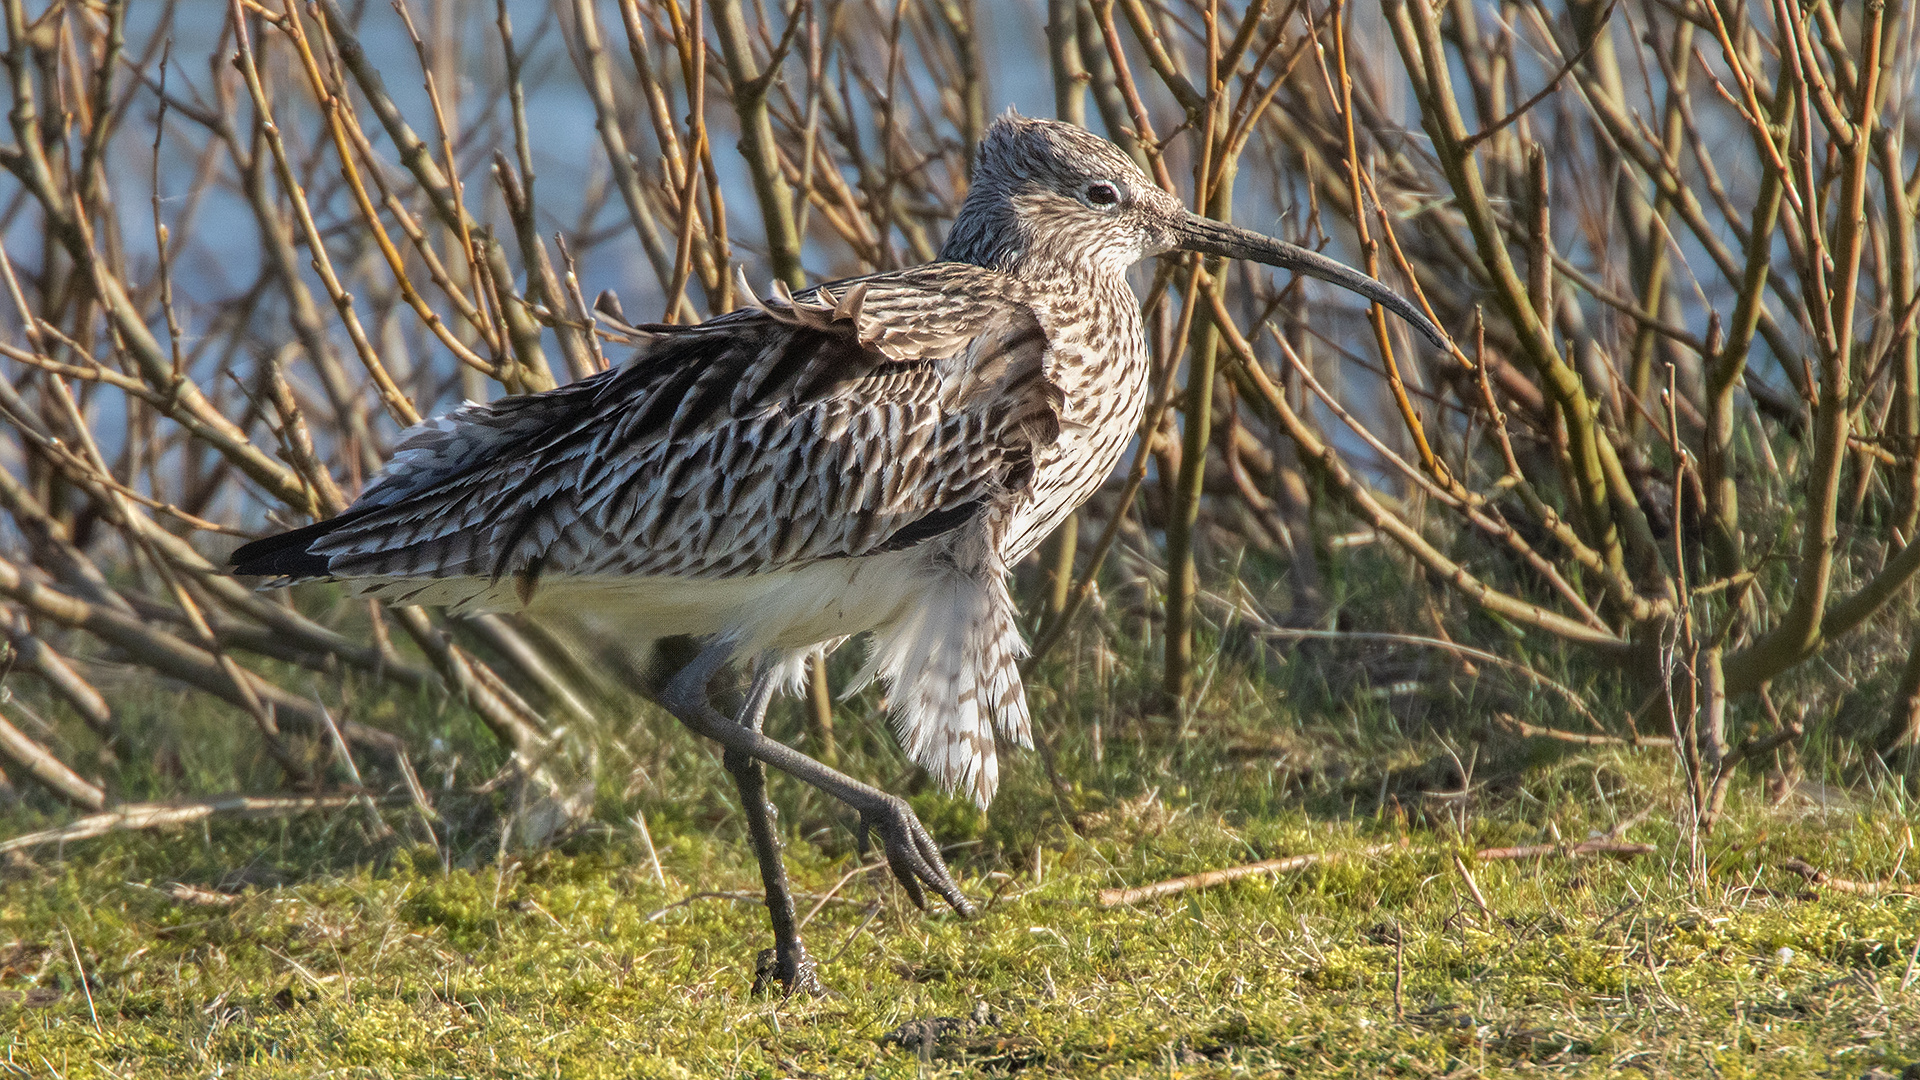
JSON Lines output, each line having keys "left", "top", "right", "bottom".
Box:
{"left": 1175, "top": 214, "right": 1448, "bottom": 349}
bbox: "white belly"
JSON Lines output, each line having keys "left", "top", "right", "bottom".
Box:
{"left": 352, "top": 547, "right": 934, "bottom": 656}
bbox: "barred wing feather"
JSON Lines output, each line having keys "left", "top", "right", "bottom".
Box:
{"left": 230, "top": 265, "right": 1060, "bottom": 807}
{"left": 233, "top": 266, "right": 1060, "bottom": 596}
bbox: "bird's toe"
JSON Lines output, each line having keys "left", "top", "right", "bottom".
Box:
{"left": 752, "top": 946, "right": 831, "bottom": 998}
{"left": 861, "top": 796, "right": 971, "bottom": 916}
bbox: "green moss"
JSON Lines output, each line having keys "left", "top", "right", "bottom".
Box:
{"left": 5, "top": 797, "right": 1917, "bottom": 1077}
{"left": 5, "top": 625, "right": 1920, "bottom": 1077}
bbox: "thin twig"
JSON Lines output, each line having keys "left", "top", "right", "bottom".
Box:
{"left": 1473, "top": 840, "right": 1655, "bottom": 861}
{"left": 1779, "top": 858, "right": 1911, "bottom": 897}
{"left": 1459, "top": 0, "right": 1618, "bottom": 151}
{"left": 1, "top": 793, "right": 405, "bottom": 854}
{"left": 1451, "top": 854, "right": 1493, "bottom": 917}
{"left": 64, "top": 929, "right": 100, "bottom": 1035}
{"left": 1098, "top": 841, "right": 1402, "bottom": 906}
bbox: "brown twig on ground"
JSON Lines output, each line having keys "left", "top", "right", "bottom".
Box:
{"left": 0, "top": 793, "right": 406, "bottom": 854}
{"left": 1494, "top": 713, "right": 1675, "bottom": 749}
{"left": 1097, "top": 841, "right": 1402, "bottom": 906}
{"left": 1778, "top": 858, "right": 1911, "bottom": 897}
{"left": 1473, "top": 840, "right": 1656, "bottom": 861}
{"left": 1452, "top": 854, "right": 1494, "bottom": 916}
{"left": 140, "top": 882, "right": 244, "bottom": 908}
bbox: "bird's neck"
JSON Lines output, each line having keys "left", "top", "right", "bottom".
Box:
{"left": 940, "top": 205, "right": 1134, "bottom": 288}
{"left": 1033, "top": 273, "right": 1150, "bottom": 411}
{"left": 946, "top": 249, "right": 1135, "bottom": 303}
{"left": 939, "top": 197, "right": 1021, "bottom": 269}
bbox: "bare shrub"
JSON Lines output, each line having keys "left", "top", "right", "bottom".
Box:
{"left": 0, "top": 0, "right": 1915, "bottom": 834}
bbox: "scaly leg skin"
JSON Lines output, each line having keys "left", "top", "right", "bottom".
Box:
{"left": 659, "top": 639, "right": 974, "bottom": 923}
{"left": 723, "top": 666, "right": 826, "bottom": 997}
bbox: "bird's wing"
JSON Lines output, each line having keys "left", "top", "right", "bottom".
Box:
{"left": 230, "top": 264, "right": 1061, "bottom": 597}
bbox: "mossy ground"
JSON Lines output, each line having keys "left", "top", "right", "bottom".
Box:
{"left": 4, "top": 612, "right": 1920, "bottom": 1078}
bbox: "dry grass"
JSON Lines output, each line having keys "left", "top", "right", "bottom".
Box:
{"left": 4, "top": 669, "right": 1920, "bottom": 1077}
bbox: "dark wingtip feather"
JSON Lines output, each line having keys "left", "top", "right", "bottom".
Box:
{"left": 229, "top": 516, "right": 346, "bottom": 579}
{"left": 875, "top": 498, "right": 985, "bottom": 553}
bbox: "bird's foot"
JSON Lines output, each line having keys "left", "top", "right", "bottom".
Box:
{"left": 856, "top": 795, "right": 975, "bottom": 917}
{"left": 751, "top": 944, "right": 829, "bottom": 998}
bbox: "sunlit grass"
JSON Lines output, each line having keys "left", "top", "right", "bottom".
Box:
{"left": 5, "top": 621, "right": 1919, "bottom": 1078}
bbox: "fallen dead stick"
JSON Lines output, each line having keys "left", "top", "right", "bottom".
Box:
{"left": 0, "top": 792, "right": 406, "bottom": 854}
{"left": 1098, "top": 835, "right": 1654, "bottom": 907}
{"left": 1494, "top": 713, "right": 1674, "bottom": 749}
{"left": 1474, "top": 840, "right": 1656, "bottom": 861}
{"left": 125, "top": 881, "right": 245, "bottom": 907}
{"left": 1098, "top": 841, "right": 1404, "bottom": 907}
{"left": 1779, "top": 858, "right": 1914, "bottom": 896}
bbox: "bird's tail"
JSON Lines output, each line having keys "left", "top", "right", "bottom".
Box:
{"left": 848, "top": 568, "right": 1030, "bottom": 809}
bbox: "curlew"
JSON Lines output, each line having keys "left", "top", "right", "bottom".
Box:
{"left": 232, "top": 113, "right": 1445, "bottom": 995}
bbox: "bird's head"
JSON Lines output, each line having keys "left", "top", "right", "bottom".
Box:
{"left": 942, "top": 112, "right": 1186, "bottom": 276}
{"left": 943, "top": 111, "right": 1447, "bottom": 349}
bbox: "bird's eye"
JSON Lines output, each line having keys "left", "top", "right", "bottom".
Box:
{"left": 1085, "top": 182, "right": 1121, "bottom": 207}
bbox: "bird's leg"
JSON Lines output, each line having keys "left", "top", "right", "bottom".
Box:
{"left": 659, "top": 639, "right": 974, "bottom": 918}
{"left": 724, "top": 664, "right": 825, "bottom": 997}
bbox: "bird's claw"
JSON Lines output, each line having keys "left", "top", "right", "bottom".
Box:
{"left": 752, "top": 946, "right": 829, "bottom": 998}
{"left": 858, "top": 796, "right": 974, "bottom": 917}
